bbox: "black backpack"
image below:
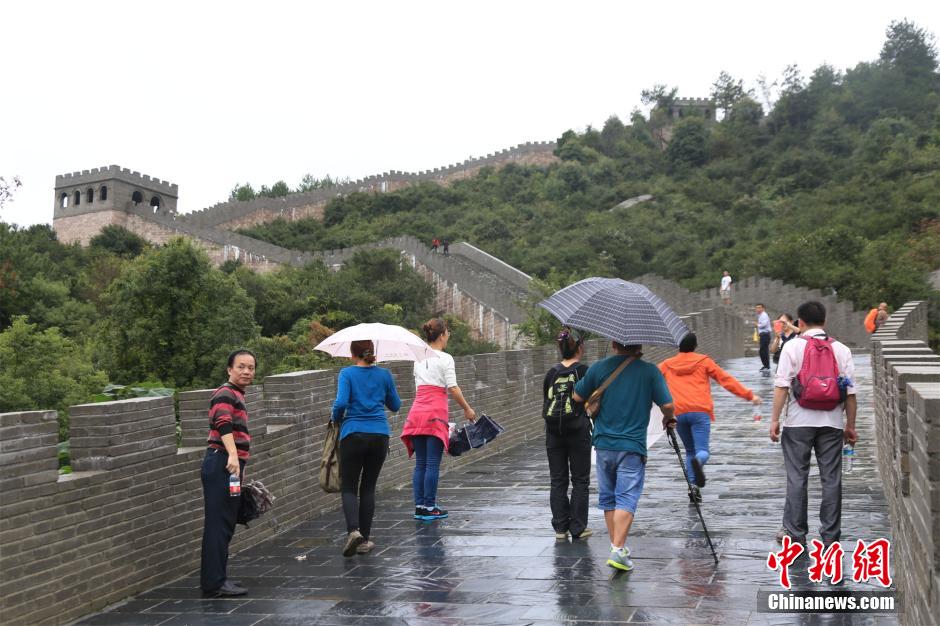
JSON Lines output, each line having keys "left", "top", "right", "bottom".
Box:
{"left": 544, "top": 364, "right": 587, "bottom": 434}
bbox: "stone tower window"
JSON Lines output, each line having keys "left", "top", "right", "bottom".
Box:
{"left": 150, "top": 196, "right": 161, "bottom": 213}
{"left": 74, "top": 190, "right": 81, "bottom": 206}
{"left": 87, "top": 188, "right": 94, "bottom": 203}
{"left": 132, "top": 191, "right": 143, "bottom": 205}
{"left": 60, "top": 193, "right": 69, "bottom": 208}
{"left": 100, "top": 185, "right": 108, "bottom": 201}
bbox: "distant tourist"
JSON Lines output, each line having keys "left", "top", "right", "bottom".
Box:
{"left": 332, "top": 340, "right": 402, "bottom": 556}
{"left": 572, "top": 342, "right": 675, "bottom": 572}
{"left": 401, "top": 318, "right": 476, "bottom": 521}
{"left": 431, "top": 238, "right": 440, "bottom": 253}
{"left": 720, "top": 271, "right": 732, "bottom": 305}
{"left": 442, "top": 239, "right": 450, "bottom": 256}
{"left": 756, "top": 304, "right": 772, "bottom": 372}
{"left": 658, "top": 333, "right": 760, "bottom": 503}
{"left": 875, "top": 302, "right": 890, "bottom": 331}
{"left": 542, "top": 328, "right": 592, "bottom": 541}
{"left": 770, "top": 301, "right": 857, "bottom": 547}
{"left": 201, "top": 349, "right": 256, "bottom": 597}
{"left": 771, "top": 313, "right": 799, "bottom": 369}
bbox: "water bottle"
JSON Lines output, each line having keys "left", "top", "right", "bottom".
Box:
{"left": 229, "top": 473, "right": 241, "bottom": 497}
{"left": 842, "top": 444, "right": 854, "bottom": 473}
{"left": 752, "top": 405, "right": 762, "bottom": 422}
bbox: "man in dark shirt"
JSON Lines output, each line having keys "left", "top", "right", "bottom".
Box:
{"left": 201, "top": 349, "right": 255, "bottom": 597}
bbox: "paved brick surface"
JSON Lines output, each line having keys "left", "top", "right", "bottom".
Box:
{"left": 77, "top": 357, "right": 898, "bottom": 625}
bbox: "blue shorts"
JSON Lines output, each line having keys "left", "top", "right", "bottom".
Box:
{"left": 595, "top": 449, "right": 645, "bottom": 513}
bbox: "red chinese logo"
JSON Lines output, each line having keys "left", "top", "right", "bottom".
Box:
{"left": 852, "top": 538, "right": 892, "bottom": 587}
{"left": 766, "top": 536, "right": 805, "bottom": 589}
{"left": 807, "top": 539, "right": 844, "bottom": 584}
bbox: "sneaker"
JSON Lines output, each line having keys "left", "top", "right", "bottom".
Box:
{"left": 417, "top": 506, "right": 449, "bottom": 521}
{"left": 555, "top": 530, "right": 569, "bottom": 540}
{"left": 414, "top": 507, "right": 426, "bottom": 520}
{"left": 606, "top": 548, "right": 634, "bottom": 572}
{"left": 356, "top": 540, "right": 375, "bottom": 554}
{"left": 688, "top": 486, "right": 703, "bottom": 504}
{"left": 572, "top": 528, "right": 593, "bottom": 539}
{"left": 691, "top": 457, "right": 706, "bottom": 488}
{"left": 342, "top": 530, "right": 365, "bottom": 557}
{"left": 775, "top": 527, "right": 788, "bottom": 543}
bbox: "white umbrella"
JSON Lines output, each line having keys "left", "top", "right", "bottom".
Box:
{"left": 313, "top": 322, "right": 436, "bottom": 362}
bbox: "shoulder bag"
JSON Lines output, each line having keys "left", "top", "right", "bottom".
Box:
{"left": 584, "top": 357, "right": 634, "bottom": 418}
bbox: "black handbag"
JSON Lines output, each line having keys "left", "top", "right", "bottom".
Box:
{"left": 237, "top": 479, "right": 275, "bottom": 528}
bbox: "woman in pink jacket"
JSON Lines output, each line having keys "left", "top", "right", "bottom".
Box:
{"left": 401, "top": 318, "right": 476, "bottom": 521}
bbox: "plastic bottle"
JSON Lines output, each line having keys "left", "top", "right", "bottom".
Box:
{"left": 229, "top": 473, "right": 241, "bottom": 497}
{"left": 842, "top": 444, "right": 854, "bottom": 473}
{"left": 752, "top": 405, "right": 762, "bottom": 422}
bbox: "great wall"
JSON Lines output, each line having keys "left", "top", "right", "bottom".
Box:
{"left": 6, "top": 140, "right": 935, "bottom": 624}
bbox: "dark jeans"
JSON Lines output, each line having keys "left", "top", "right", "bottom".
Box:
{"left": 759, "top": 332, "right": 771, "bottom": 368}
{"left": 339, "top": 432, "right": 389, "bottom": 539}
{"left": 200, "top": 448, "right": 245, "bottom": 592}
{"left": 546, "top": 423, "right": 591, "bottom": 535}
{"left": 411, "top": 435, "right": 445, "bottom": 508}
{"left": 781, "top": 426, "right": 843, "bottom": 544}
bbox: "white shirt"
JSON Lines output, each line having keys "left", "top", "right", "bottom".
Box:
{"left": 720, "top": 275, "right": 732, "bottom": 291}
{"left": 413, "top": 350, "right": 458, "bottom": 388}
{"left": 774, "top": 328, "right": 855, "bottom": 429}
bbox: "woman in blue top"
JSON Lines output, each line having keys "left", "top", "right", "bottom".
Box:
{"left": 331, "top": 339, "right": 402, "bottom": 557}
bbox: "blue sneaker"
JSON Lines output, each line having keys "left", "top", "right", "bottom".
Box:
{"left": 606, "top": 548, "right": 633, "bottom": 571}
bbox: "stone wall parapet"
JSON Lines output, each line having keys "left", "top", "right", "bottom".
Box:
{"left": 0, "top": 296, "right": 742, "bottom": 625}
{"left": 177, "top": 141, "right": 557, "bottom": 229}
{"left": 869, "top": 300, "right": 940, "bottom": 626}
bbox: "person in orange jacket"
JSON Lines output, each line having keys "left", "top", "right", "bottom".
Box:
{"left": 659, "top": 333, "right": 761, "bottom": 502}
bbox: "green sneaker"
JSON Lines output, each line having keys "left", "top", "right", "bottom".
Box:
{"left": 606, "top": 548, "right": 633, "bottom": 571}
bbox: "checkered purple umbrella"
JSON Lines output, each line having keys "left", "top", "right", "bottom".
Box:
{"left": 538, "top": 277, "right": 689, "bottom": 347}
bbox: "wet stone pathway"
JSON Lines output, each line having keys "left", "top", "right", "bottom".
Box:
{"left": 78, "top": 356, "right": 897, "bottom": 625}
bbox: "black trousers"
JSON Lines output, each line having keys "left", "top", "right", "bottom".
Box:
{"left": 200, "top": 448, "right": 245, "bottom": 592}
{"left": 759, "top": 332, "right": 771, "bottom": 368}
{"left": 546, "top": 423, "right": 591, "bottom": 535}
{"left": 339, "top": 433, "right": 389, "bottom": 539}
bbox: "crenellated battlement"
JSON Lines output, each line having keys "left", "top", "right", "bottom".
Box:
{"left": 54, "top": 164, "right": 179, "bottom": 194}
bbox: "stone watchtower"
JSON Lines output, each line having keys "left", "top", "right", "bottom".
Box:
{"left": 53, "top": 165, "right": 179, "bottom": 245}
{"left": 668, "top": 98, "right": 716, "bottom": 122}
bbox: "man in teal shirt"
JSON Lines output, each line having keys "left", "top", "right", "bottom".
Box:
{"left": 574, "top": 342, "right": 675, "bottom": 571}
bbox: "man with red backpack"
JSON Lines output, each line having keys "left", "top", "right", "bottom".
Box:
{"left": 769, "top": 301, "right": 857, "bottom": 548}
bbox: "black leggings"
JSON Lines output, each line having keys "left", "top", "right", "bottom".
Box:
{"left": 339, "top": 433, "right": 389, "bottom": 539}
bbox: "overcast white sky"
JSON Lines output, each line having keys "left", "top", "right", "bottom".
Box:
{"left": 1, "top": 1, "right": 938, "bottom": 228}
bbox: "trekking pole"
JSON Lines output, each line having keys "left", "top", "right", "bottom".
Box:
{"left": 666, "top": 428, "right": 719, "bottom": 565}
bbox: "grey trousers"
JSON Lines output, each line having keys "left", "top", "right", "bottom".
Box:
{"left": 780, "top": 426, "right": 843, "bottom": 544}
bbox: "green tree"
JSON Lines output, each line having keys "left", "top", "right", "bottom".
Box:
{"left": 89, "top": 225, "right": 149, "bottom": 259}
{"left": 0, "top": 317, "right": 108, "bottom": 440}
{"left": 710, "top": 71, "right": 751, "bottom": 117}
{"left": 229, "top": 183, "right": 256, "bottom": 201}
{"left": 666, "top": 117, "right": 709, "bottom": 170}
{"left": 0, "top": 175, "right": 21, "bottom": 211}
{"left": 98, "top": 238, "right": 259, "bottom": 389}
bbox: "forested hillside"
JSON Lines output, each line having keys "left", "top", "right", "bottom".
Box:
{"left": 0, "top": 226, "right": 497, "bottom": 447}
{"left": 243, "top": 21, "right": 940, "bottom": 315}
